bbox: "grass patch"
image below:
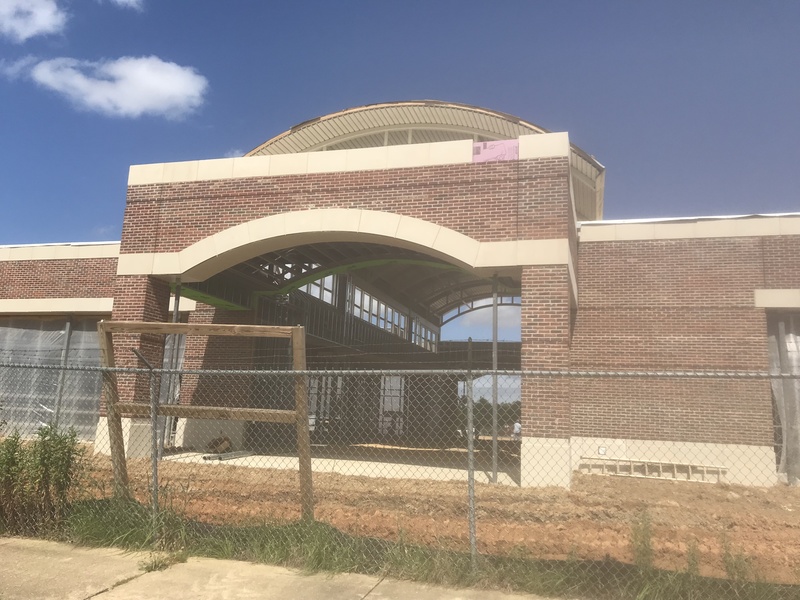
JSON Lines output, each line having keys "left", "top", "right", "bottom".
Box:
{"left": 0, "top": 426, "right": 85, "bottom": 535}
{"left": 61, "top": 498, "right": 800, "bottom": 600}
{"left": 722, "top": 535, "right": 756, "bottom": 584}
{"left": 139, "top": 551, "right": 188, "bottom": 572}
{"left": 631, "top": 509, "right": 654, "bottom": 571}
{"left": 67, "top": 497, "right": 187, "bottom": 551}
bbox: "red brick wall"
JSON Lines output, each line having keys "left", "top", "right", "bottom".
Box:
{"left": 0, "top": 258, "right": 117, "bottom": 300}
{"left": 763, "top": 236, "right": 800, "bottom": 288}
{"left": 179, "top": 305, "right": 258, "bottom": 408}
{"left": 571, "top": 235, "right": 782, "bottom": 446}
{"left": 120, "top": 158, "right": 572, "bottom": 254}
{"left": 120, "top": 157, "right": 577, "bottom": 424}
{"left": 109, "top": 275, "right": 171, "bottom": 403}
{"left": 113, "top": 156, "right": 798, "bottom": 450}
{"left": 520, "top": 265, "right": 572, "bottom": 438}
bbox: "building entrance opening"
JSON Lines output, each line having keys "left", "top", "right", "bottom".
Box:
{"left": 168, "top": 237, "right": 522, "bottom": 483}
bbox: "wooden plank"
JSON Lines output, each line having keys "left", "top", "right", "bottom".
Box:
{"left": 96, "top": 322, "right": 130, "bottom": 498}
{"left": 99, "top": 321, "right": 294, "bottom": 338}
{"left": 293, "top": 326, "right": 315, "bottom": 521}
{"left": 99, "top": 319, "right": 314, "bottom": 519}
{"left": 115, "top": 403, "right": 296, "bottom": 423}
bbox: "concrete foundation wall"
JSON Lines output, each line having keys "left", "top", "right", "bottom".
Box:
{"left": 173, "top": 419, "right": 246, "bottom": 453}
{"left": 520, "top": 435, "right": 777, "bottom": 488}
{"left": 94, "top": 417, "right": 152, "bottom": 459}
{"left": 94, "top": 417, "right": 247, "bottom": 458}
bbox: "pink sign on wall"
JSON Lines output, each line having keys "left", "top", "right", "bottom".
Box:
{"left": 472, "top": 139, "right": 519, "bottom": 163}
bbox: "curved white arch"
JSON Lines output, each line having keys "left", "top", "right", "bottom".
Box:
{"left": 169, "top": 209, "right": 482, "bottom": 281}
{"left": 182, "top": 208, "right": 485, "bottom": 281}
{"left": 116, "top": 208, "right": 574, "bottom": 287}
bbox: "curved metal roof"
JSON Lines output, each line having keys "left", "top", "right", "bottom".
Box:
{"left": 249, "top": 100, "right": 579, "bottom": 157}
{"left": 247, "top": 101, "right": 604, "bottom": 221}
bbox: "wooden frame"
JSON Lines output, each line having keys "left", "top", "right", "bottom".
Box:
{"left": 97, "top": 320, "right": 314, "bottom": 520}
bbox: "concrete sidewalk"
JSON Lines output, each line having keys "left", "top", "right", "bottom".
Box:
{"left": 0, "top": 538, "right": 545, "bottom": 600}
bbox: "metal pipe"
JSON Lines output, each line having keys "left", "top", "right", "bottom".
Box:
{"left": 53, "top": 317, "right": 73, "bottom": 429}
{"left": 6, "top": 362, "right": 798, "bottom": 380}
{"left": 159, "top": 280, "right": 182, "bottom": 458}
{"left": 491, "top": 277, "right": 498, "bottom": 484}
{"left": 466, "top": 338, "right": 478, "bottom": 569}
{"left": 132, "top": 348, "right": 159, "bottom": 538}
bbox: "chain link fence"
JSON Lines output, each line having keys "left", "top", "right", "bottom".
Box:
{"left": 2, "top": 360, "right": 800, "bottom": 598}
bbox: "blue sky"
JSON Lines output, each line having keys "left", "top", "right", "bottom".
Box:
{"left": 1, "top": 1, "right": 798, "bottom": 340}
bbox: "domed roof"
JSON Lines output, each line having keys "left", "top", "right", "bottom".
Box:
{"left": 250, "top": 100, "right": 541, "bottom": 153}
{"left": 247, "top": 100, "right": 604, "bottom": 220}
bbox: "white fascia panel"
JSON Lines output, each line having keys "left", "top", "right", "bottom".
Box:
{"left": 395, "top": 215, "right": 440, "bottom": 248}
{"left": 779, "top": 216, "right": 800, "bottom": 235}
{"left": 128, "top": 163, "right": 165, "bottom": 186}
{"left": 247, "top": 214, "right": 287, "bottom": 243}
{"left": 231, "top": 156, "right": 271, "bottom": 179}
{"left": 432, "top": 227, "right": 479, "bottom": 267}
{"left": 162, "top": 161, "right": 199, "bottom": 183}
{"left": 151, "top": 253, "right": 181, "bottom": 276}
{"left": 428, "top": 139, "right": 473, "bottom": 165}
{"left": 116, "top": 253, "right": 155, "bottom": 275}
{"left": 315, "top": 208, "right": 363, "bottom": 232}
{"left": 386, "top": 144, "right": 431, "bottom": 169}
{"left": 358, "top": 211, "right": 401, "bottom": 238}
{"left": 0, "top": 298, "right": 113, "bottom": 315}
{"left": 269, "top": 153, "right": 309, "bottom": 176}
{"left": 0, "top": 243, "right": 119, "bottom": 261}
{"left": 518, "top": 132, "right": 570, "bottom": 160}
{"left": 197, "top": 158, "right": 235, "bottom": 181}
{"left": 475, "top": 239, "right": 571, "bottom": 268}
{"left": 307, "top": 150, "right": 348, "bottom": 174}
{"left": 755, "top": 289, "right": 800, "bottom": 308}
{"left": 284, "top": 209, "right": 325, "bottom": 235}
{"left": 169, "top": 296, "right": 197, "bottom": 312}
{"left": 581, "top": 215, "right": 800, "bottom": 242}
{"left": 345, "top": 146, "right": 388, "bottom": 171}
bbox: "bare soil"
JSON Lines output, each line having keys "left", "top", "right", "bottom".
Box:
{"left": 86, "top": 454, "right": 800, "bottom": 585}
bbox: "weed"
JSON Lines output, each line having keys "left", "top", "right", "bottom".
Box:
{"left": 631, "top": 509, "right": 654, "bottom": 571}
{"left": 0, "top": 425, "right": 84, "bottom": 535}
{"left": 721, "top": 536, "right": 754, "bottom": 583}
{"left": 686, "top": 538, "right": 700, "bottom": 578}
{"left": 59, "top": 498, "right": 800, "bottom": 600}
{"left": 139, "top": 551, "right": 187, "bottom": 572}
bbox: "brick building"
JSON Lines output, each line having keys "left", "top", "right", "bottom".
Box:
{"left": 1, "top": 101, "right": 798, "bottom": 487}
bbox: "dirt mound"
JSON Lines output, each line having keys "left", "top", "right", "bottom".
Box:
{"left": 87, "top": 456, "right": 800, "bottom": 584}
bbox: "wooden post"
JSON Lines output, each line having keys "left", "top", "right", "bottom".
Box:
{"left": 96, "top": 320, "right": 314, "bottom": 513}
{"left": 292, "top": 326, "right": 314, "bottom": 521}
{"left": 96, "top": 321, "right": 130, "bottom": 498}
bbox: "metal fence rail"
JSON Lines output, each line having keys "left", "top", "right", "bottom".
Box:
{"left": 1, "top": 360, "right": 799, "bottom": 597}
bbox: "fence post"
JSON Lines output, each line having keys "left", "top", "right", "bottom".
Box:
{"left": 132, "top": 348, "right": 159, "bottom": 536}
{"left": 159, "top": 279, "right": 182, "bottom": 459}
{"left": 292, "top": 326, "right": 315, "bottom": 521}
{"left": 96, "top": 323, "right": 130, "bottom": 498}
{"left": 53, "top": 317, "right": 73, "bottom": 429}
{"left": 466, "top": 338, "right": 478, "bottom": 569}
{"left": 491, "top": 277, "right": 499, "bottom": 483}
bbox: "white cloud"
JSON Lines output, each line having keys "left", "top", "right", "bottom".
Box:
{"left": 223, "top": 148, "right": 244, "bottom": 158}
{"left": 29, "top": 55, "right": 208, "bottom": 119}
{"left": 105, "top": 0, "right": 144, "bottom": 11}
{"left": 0, "top": 0, "right": 68, "bottom": 42}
